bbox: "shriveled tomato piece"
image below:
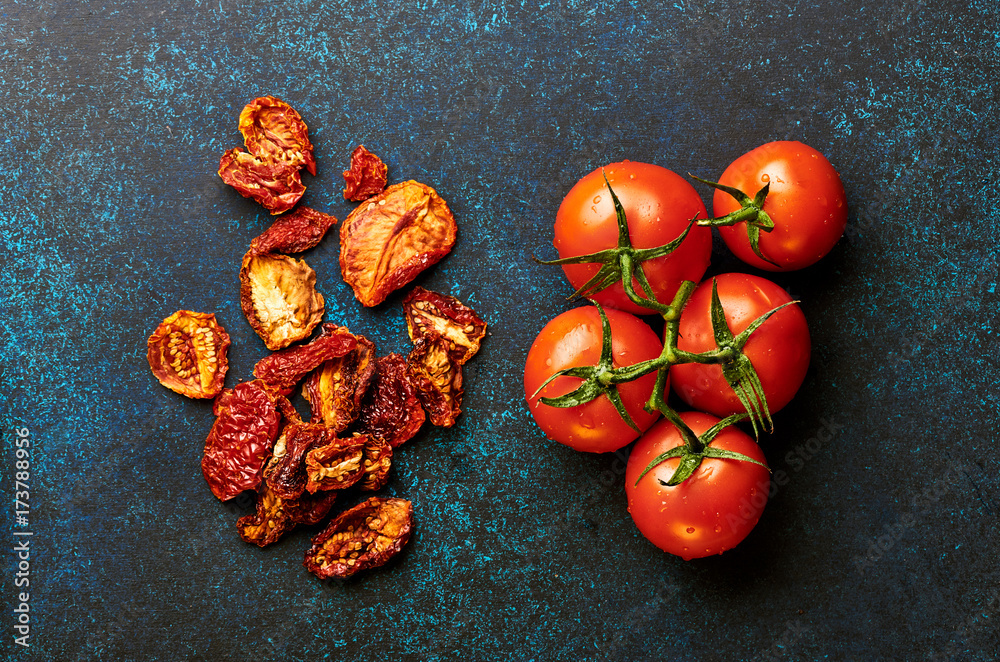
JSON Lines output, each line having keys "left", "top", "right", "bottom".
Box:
{"left": 403, "top": 287, "right": 487, "bottom": 365}
{"left": 238, "top": 96, "right": 317, "bottom": 176}
{"left": 339, "top": 180, "right": 457, "bottom": 307}
{"left": 249, "top": 206, "right": 338, "bottom": 255}
{"left": 303, "top": 497, "right": 413, "bottom": 579}
{"left": 302, "top": 334, "right": 377, "bottom": 431}
{"left": 253, "top": 325, "right": 358, "bottom": 395}
{"left": 356, "top": 435, "right": 393, "bottom": 492}
{"left": 240, "top": 252, "right": 325, "bottom": 351}
{"left": 218, "top": 148, "right": 305, "bottom": 215}
{"left": 237, "top": 482, "right": 338, "bottom": 547}
{"left": 342, "top": 144, "right": 388, "bottom": 202}
{"left": 202, "top": 380, "right": 285, "bottom": 501}
{"left": 304, "top": 434, "right": 367, "bottom": 493}
{"left": 408, "top": 337, "right": 464, "bottom": 427}
{"left": 356, "top": 354, "right": 425, "bottom": 448}
{"left": 147, "top": 310, "right": 230, "bottom": 399}
{"left": 264, "top": 422, "right": 334, "bottom": 500}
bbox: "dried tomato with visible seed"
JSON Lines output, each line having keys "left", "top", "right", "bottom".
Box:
{"left": 202, "top": 380, "right": 285, "bottom": 501}
{"left": 342, "top": 145, "right": 388, "bottom": 202}
{"left": 253, "top": 324, "right": 358, "bottom": 395}
{"left": 356, "top": 354, "right": 425, "bottom": 448}
{"left": 303, "top": 497, "right": 414, "bottom": 579}
{"left": 218, "top": 148, "right": 305, "bottom": 215}
{"left": 237, "top": 482, "right": 338, "bottom": 547}
{"left": 356, "top": 435, "right": 393, "bottom": 492}
{"left": 147, "top": 310, "right": 231, "bottom": 399}
{"left": 264, "top": 422, "right": 335, "bottom": 500}
{"left": 240, "top": 251, "right": 325, "bottom": 350}
{"left": 408, "top": 337, "right": 464, "bottom": 427}
{"left": 304, "top": 434, "right": 367, "bottom": 493}
{"left": 339, "top": 180, "right": 457, "bottom": 307}
{"left": 302, "top": 334, "right": 377, "bottom": 431}
{"left": 239, "top": 96, "right": 317, "bottom": 176}
{"left": 249, "top": 206, "right": 338, "bottom": 256}
{"left": 403, "top": 287, "right": 487, "bottom": 365}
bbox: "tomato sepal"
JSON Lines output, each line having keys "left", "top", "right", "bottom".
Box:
{"left": 690, "top": 174, "right": 778, "bottom": 266}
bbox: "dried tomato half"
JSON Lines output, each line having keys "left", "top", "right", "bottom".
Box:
{"left": 237, "top": 482, "right": 338, "bottom": 548}
{"left": 357, "top": 436, "right": 393, "bottom": 492}
{"left": 240, "top": 252, "right": 325, "bottom": 351}
{"left": 147, "top": 310, "right": 231, "bottom": 399}
{"left": 253, "top": 324, "right": 358, "bottom": 395}
{"left": 264, "top": 422, "right": 335, "bottom": 500}
{"left": 202, "top": 380, "right": 285, "bottom": 501}
{"left": 249, "top": 206, "right": 337, "bottom": 256}
{"left": 339, "top": 180, "right": 457, "bottom": 307}
{"left": 403, "top": 287, "right": 487, "bottom": 365}
{"left": 239, "top": 96, "right": 317, "bottom": 176}
{"left": 302, "top": 334, "right": 377, "bottom": 431}
{"left": 303, "top": 497, "right": 414, "bottom": 579}
{"left": 356, "top": 354, "right": 425, "bottom": 448}
{"left": 304, "top": 435, "right": 367, "bottom": 493}
{"left": 342, "top": 145, "right": 388, "bottom": 202}
{"left": 408, "top": 337, "right": 464, "bottom": 427}
{"left": 218, "top": 148, "right": 305, "bottom": 215}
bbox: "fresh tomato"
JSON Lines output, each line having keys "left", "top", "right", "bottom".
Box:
{"left": 670, "top": 273, "right": 810, "bottom": 418}
{"left": 523, "top": 305, "right": 663, "bottom": 453}
{"left": 554, "top": 161, "right": 712, "bottom": 315}
{"left": 712, "top": 141, "right": 847, "bottom": 271}
{"left": 626, "top": 412, "right": 769, "bottom": 559}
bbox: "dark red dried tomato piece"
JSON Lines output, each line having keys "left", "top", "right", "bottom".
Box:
{"left": 286, "top": 489, "right": 339, "bottom": 526}
{"left": 304, "top": 434, "right": 367, "bottom": 493}
{"left": 264, "top": 422, "right": 335, "bottom": 500}
{"left": 239, "top": 96, "right": 317, "bottom": 176}
{"left": 339, "top": 180, "right": 457, "bottom": 307}
{"left": 342, "top": 145, "right": 388, "bottom": 202}
{"left": 253, "top": 325, "right": 358, "bottom": 395}
{"left": 302, "top": 334, "right": 377, "bottom": 431}
{"left": 202, "top": 380, "right": 284, "bottom": 501}
{"left": 403, "top": 287, "right": 487, "bottom": 365}
{"left": 356, "top": 354, "right": 425, "bottom": 448}
{"left": 303, "top": 497, "right": 414, "bottom": 579}
{"left": 240, "top": 251, "right": 325, "bottom": 351}
{"left": 249, "top": 206, "right": 338, "bottom": 256}
{"left": 357, "top": 435, "right": 393, "bottom": 492}
{"left": 218, "top": 148, "right": 305, "bottom": 215}
{"left": 408, "top": 337, "right": 464, "bottom": 427}
{"left": 147, "top": 310, "right": 231, "bottom": 399}
{"left": 237, "top": 483, "right": 338, "bottom": 547}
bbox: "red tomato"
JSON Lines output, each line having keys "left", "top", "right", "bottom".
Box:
{"left": 523, "top": 306, "right": 663, "bottom": 453}
{"left": 554, "top": 161, "right": 712, "bottom": 315}
{"left": 714, "top": 141, "right": 847, "bottom": 271}
{"left": 670, "top": 273, "right": 810, "bottom": 418}
{"left": 626, "top": 412, "right": 770, "bottom": 559}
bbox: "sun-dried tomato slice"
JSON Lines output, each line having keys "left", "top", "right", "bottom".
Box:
{"left": 357, "top": 435, "right": 393, "bottom": 491}
{"left": 355, "top": 354, "right": 425, "bottom": 448}
{"left": 403, "top": 287, "right": 487, "bottom": 365}
{"left": 302, "top": 334, "right": 377, "bottom": 431}
{"left": 408, "top": 337, "right": 464, "bottom": 427}
{"left": 240, "top": 252, "right": 325, "bottom": 351}
{"left": 264, "top": 422, "right": 335, "bottom": 500}
{"left": 202, "top": 380, "right": 285, "bottom": 501}
{"left": 237, "top": 482, "right": 338, "bottom": 547}
{"left": 218, "top": 148, "right": 305, "bottom": 215}
{"left": 304, "top": 434, "right": 367, "bottom": 493}
{"left": 303, "top": 497, "right": 414, "bottom": 579}
{"left": 339, "top": 180, "right": 457, "bottom": 307}
{"left": 147, "top": 310, "right": 231, "bottom": 399}
{"left": 238, "top": 96, "right": 317, "bottom": 176}
{"left": 249, "top": 206, "right": 338, "bottom": 256}
{"left": 253, "top": 324, "right": 358, "bottom": 395}
{"left": 342, "top": 145, "right": 388, "bottom": 202}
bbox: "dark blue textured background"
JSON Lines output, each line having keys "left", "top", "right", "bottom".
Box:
{"left": 2, "top": 1, "right": 999, "bottom": 660}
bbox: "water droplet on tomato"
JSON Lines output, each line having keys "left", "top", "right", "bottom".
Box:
{"left": 714, "top": 525, "right": 723, "bottom": 533}
{"left": 544, "top": 358, "right": 552, "bottom": 367}
{"left": 761, "top": 173, "right": 770, "bottom": 183}
{"left": 629, "top": 174, "right": 635, "bottom": 180}
{"left": 593, "top": 195, "right": 602, "bottom": 204}
{"left": 686, "top": 527, "right": 695, "bottom": 534}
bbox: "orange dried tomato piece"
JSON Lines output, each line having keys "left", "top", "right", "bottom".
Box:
{"left": 147, "top": 310, "right": 231, "bottom": 399}
{"left": 403, "top": 287, "right": 487, "bottom": 365}
{"left": 356, "top": 354, "right": 425, "bottom": 448}
{"left": 238, "top": 96, "right": 317, "bottom": 176}
{"left": 253, "top": 324, "right": 358, "bottom": 395}
{"left": 304, "top": 434, "right": 367, "bottom": 493}
{"left": 339, "top": 180, "right": 457, "bottom": 307}
{"left": 240, "top": 252, "right": 324, "bottom": 351}
{"left": 237, "top": 482, "right": 338, "bottom": 547}
{"left": 218, "top": 148, "right": 305, "bottom": 215}
{"left": 407, "top": 337, "right": 464, "bottom": 427}
{"left": 302, "top": 334, "right": 377, "bottom": 431}
{"left": 303, "top": 497, "right": 413, "bottom": 579}
{"left": 342, "top": 145, "right": 388, "bottom": 202}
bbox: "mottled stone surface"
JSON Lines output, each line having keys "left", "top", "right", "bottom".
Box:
{"left": 1, "top": 1, "right": 998, "bottom": 660}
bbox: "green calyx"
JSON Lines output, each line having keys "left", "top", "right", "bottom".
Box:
{"left": 689, "top": 174, "right": 778, "bottom": 267}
